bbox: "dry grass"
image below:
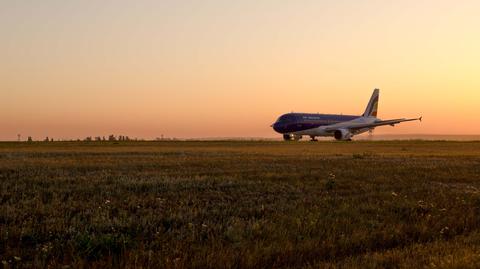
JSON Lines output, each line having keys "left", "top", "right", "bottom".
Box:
{"left": 1, "top": 141, "right": 480, "bottom": 268}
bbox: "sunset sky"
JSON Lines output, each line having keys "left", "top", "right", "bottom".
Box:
{"left": 1, "top": 1, "right": 479, "bottom": 140}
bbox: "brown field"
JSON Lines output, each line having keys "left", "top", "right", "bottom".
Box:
{"left": 1, "top": 141, "right": 480, "bottom": 268}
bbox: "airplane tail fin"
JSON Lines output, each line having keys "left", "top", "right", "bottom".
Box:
{"left": 363, "top": 88, "right": 379, "bottom": 117}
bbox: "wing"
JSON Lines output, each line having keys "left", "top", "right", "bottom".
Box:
{"left": 325, "top": 117, "right": 422, "bottom": 132}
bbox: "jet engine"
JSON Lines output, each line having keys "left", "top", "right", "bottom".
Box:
{"left": 334, "top": 129, "right": 353, "bottom": 141}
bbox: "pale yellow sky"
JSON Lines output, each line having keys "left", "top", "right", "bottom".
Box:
{"left": 1, "top": 1, "right": 479, "bottom": 140}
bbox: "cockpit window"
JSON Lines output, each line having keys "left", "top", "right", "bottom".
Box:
{"left": 277, "top": 114, "right": 296, "bottom": 123}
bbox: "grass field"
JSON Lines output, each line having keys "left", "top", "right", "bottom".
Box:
{"left": 1, "top": 141, "right": 480, "bottom": 268}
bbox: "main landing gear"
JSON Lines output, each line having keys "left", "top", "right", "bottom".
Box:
{"left": 310, "top": 136, "right": 318, "bottom": 142}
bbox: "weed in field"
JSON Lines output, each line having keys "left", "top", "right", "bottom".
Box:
{"left": 325, "top": 173, "right": 336, "bottom": 190}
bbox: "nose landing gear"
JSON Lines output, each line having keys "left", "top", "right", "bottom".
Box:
{"left": 283, "top": 134, "right": 302, "bottom": 141}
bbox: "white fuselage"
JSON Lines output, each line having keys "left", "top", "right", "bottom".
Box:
{"left": 292, "top": 116, "right": 378, "bottom": 137}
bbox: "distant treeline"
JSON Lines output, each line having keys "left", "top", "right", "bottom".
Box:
{"left": 18, "top": 135, "right": 176, "bottom": 142}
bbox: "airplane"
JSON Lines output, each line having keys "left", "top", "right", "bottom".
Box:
{"left": 272, "top": 89, "right": 422, "bottom": 141}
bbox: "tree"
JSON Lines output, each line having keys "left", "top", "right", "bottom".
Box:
{"left": 27, "top": 136, "right": 33, "bottom": 142}
{"left": 108, "top": 135, "right": 116, "bottom": 141}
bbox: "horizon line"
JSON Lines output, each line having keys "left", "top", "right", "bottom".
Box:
{"left": 3, "top": 133, "right": 480, "bottom": 142}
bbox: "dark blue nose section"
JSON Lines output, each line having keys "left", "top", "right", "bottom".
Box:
{"left": 272, "top": 122, "right": 284, "bottom": 133}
